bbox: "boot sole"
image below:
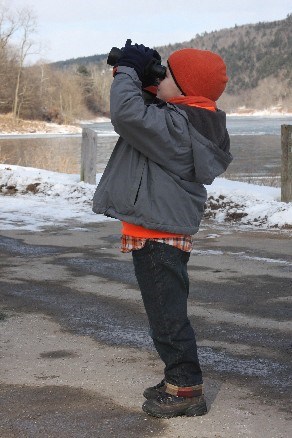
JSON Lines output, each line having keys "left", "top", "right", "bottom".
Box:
{"left": 142, "top": 402, "right": 207, "bottom": 418}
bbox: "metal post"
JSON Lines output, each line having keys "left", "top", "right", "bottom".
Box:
{"left": 81, "top": 128, "right": 97, "bottom": 184}
{"left": 281, "top": 125, "right": 292, "bottom": 202}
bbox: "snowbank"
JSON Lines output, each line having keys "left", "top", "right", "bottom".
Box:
{"left": 0, "top": 165, "right": 105, "bottom": 230}
{"left": 205, "top": 178, "right": 291, "bottom": 229}
{"left": 0, "top": 165, "right": 291, "bottom": 231}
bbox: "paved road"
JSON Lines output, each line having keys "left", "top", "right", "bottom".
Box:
{"left": 0, "top": 220, "right": 291, "bottom": 437}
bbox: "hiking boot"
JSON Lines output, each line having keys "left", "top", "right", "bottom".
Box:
{"left": 143, "top": 379, "right": 166, "bottom": 399}
{"left": 142, "top": 392, "right": 207, "bottom": 418}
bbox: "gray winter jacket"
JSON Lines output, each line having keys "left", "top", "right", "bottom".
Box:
{"left": 92, "top": 66, "right": 232, "bottom": 235}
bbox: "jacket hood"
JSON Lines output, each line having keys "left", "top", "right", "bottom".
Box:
{"left": 174, "top": 104, "right": 232, "bottom": 185}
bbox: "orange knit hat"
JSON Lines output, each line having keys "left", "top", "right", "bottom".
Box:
{"left": 167, "top": 48, "right": 228, "bottom": 101}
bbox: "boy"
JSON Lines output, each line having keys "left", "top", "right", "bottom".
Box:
{"left": 92, "top": 41, "right": 232, "bottom": 418}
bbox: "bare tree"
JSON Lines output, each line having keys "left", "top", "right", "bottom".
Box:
{"left": 0, "top": 3, "right": 18, "bottom": 50}
{"left": 12, "top": 7, "right": 38, "bottom": 119}
{"left": 0, "top": 6, "right": 18, "bottom": 111}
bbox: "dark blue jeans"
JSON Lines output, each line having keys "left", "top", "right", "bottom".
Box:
{"left": 132, "top": 240, "right": 203, "bottom": 387}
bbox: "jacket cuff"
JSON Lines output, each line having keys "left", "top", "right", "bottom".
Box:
{"left": 116, "top": 66, "right": 141, "bottom": 84}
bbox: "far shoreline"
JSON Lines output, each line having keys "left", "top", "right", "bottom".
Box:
{"left": 1, "top": 113, "right": 292, "bottom": 136}
{"left": 227, "top": 112, "right": 292, "bottom": 117}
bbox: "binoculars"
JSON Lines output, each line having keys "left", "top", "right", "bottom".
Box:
{"left": 107, "top": 39, "right": 166, "bottom": 80}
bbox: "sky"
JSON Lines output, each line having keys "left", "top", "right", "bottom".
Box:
{"left": 4, "top": 0, "right": 292, "bottom": 63}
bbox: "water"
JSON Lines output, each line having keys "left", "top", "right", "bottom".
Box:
{"left": 226, "top": 115, "right": 291, "bottom": 135}
{"left": 224, "top": 116, "right": 292, "bottom": 182}
{"left": 0, "top": 136, "right": 81, "bottom": 174}
{"left": 0, "top": 133, "right": 117, "bottom": 174}
{"left": 91, "top": 116, "right": 292, "bottom": 183}
{"left": 92, "top": 115, "right": 292, "bottom": 136}
{"left": 1, "top": 116, "right": 292, "bottom": 182}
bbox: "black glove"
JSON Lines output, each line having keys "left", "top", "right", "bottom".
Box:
{"left": 117, "top": 40, "right": 155, "bottom": 81}
{"left": 142, "top": 50, "right": 161, "bottom": 88}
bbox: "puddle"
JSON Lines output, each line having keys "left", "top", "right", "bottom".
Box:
{"left": 39, "top": 350, "right": 78, "bottom": 359}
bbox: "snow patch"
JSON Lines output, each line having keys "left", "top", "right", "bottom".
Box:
{"left": 205, "top": 178, "right": 291, "bottom": 229}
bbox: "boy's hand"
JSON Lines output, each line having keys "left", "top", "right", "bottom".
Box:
{"left": 117, "top": 40, "right": 155, "bottom": 81}
{"left": 142, "top": 50, "right": 161, "bottom": 88}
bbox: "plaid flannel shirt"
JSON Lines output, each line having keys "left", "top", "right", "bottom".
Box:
{"left": 121, "top": 234, "right": 192, "bottom": 253}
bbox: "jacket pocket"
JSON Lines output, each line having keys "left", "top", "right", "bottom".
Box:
{"left": 129, "top": 157, "right": 147, "bottom": 205}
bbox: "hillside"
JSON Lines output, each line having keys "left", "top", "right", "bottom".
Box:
{"left": 53, "top": 53, "right": 107, "bottom": 70}
{"left": 157, "top": 14, "right": 292, "bottom": 111}
{"left": 53, "top": 14, "right": 292, "bottom": 113}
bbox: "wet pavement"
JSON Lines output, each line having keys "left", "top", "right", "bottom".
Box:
{"left": 0, "top": 220, "right": 291, "bottom": 437}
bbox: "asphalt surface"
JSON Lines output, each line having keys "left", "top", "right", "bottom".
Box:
{"left": 0, "top": 220, "right": 291, "bottom": 437}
